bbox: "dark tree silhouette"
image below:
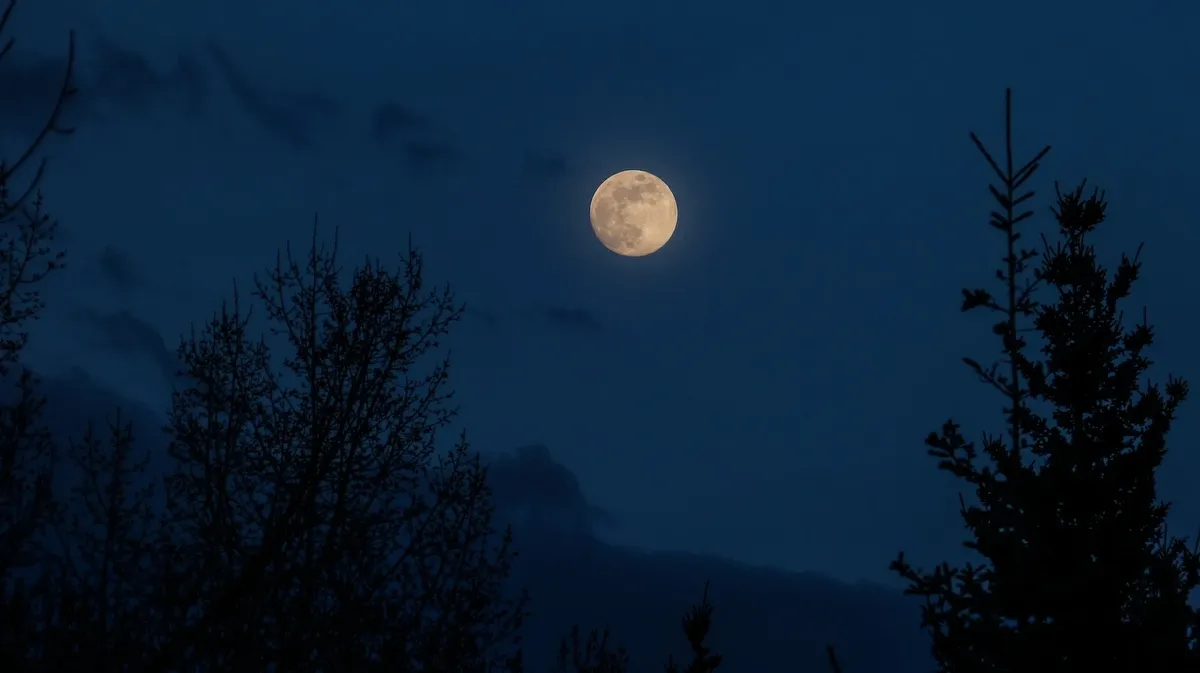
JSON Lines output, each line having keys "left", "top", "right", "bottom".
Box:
{"left": 0, "top": 0, "right": 76, "bottom": 221}
{"left": 8, "top": 416, "right": 156, "bottom": 672}
{"left": 4, "top": 224, "right": 527, "bottom": 672}
{"left": 0, "top": 0, "right": 73, "bottom": 667}
{"left": 663, "top": 582, "right": 722, "bottom": 673}
{"left": 553, "top": 582, "right": 725, "bottom": 673}
{"left": 555, "top": 625, "right": 630, "bottom": 673}
{"left": 0, "top": 9, "right": 530, "bottom": 670}
{"left": 890, "top": 89, "right": 1200, "bottom": 672}
{"left": 115, "top": 227, "right": 528, "bottom": 672}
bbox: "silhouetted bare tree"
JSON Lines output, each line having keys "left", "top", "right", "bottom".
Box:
{"left": 110, "top": 226, "right": 527, "bottom": 673}
{"left": 0, "top": 0, "right": 76, "bottom": 222}
{"left": 0, "top": 7, "right": 529, "bottom": 667}
{"left": 0, "top": 0, "right": 74, "bottom": 667}
{"left": 7, "top": 416, "right": 156, "bottom": 673}
{"left": 7, "top": 227, "right": 528, "bottom": 673}
{"left": 891, "top": 89, "right": 1200, "bottom": 672}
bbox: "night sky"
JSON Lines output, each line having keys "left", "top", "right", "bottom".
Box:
{"left": 6, "top": 0, "right": 1200, "bottom": 595}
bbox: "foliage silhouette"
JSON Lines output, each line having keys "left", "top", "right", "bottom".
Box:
{"left": 0, "top": 0, "right": 73, "bottom": 667}
{"left": 132, "top": 226, "right": 527, "bottom": 672}
{"left": 552, "top": 582, "right": 728, "bottom": 673}
{"left": 663, "top": 582, "right": 722, "bottom": 673}
{"left": 9, "top": 416, "right": 155, "bottom": 671}
{"left": 0, "top": 0, "right": 77, "bottom": 220}
{"left": 890, "top": 89, "right": 1200, "bottom": 671}
{"left": 555, "top": 625, "right": 631, "bottom": 673}
{"left": 6, "top": 219, "right": 530, "bottom": 671}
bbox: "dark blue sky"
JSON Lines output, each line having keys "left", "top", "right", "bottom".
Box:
{"left": 7, "top": 0, "right": 1200, "bottom": 586}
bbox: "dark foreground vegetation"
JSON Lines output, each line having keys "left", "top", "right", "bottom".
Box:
{"left": 0, "top": 2, "right": 1196, "bottom": 671}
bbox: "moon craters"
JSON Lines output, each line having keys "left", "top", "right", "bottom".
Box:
{"left": 589, "top": 170, "right": 678, "bottom": 257}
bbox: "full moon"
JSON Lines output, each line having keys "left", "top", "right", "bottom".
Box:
{"left": 589, "top": 169, "right": 678, "bottom": 257}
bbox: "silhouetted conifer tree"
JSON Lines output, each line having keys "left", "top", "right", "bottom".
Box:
{"left": 555, "top": 625, "right": 630, "bottom": 673}
{"left": 663, "top": 582, "right": 722, "bottom": 673}
{"left": 891, "top": 89, "right": 1200, "bottom": 672}
{"left": 562, "top": 582, "right": 723, "bottom": 673}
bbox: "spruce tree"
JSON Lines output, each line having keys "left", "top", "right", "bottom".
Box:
{"left": 891, "top": 90, "right": 1200, "bottom": 672}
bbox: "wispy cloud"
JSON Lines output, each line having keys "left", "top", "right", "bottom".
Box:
{"left": 464, "top": 305, "right": 504, "bottom": 331}
{"left": 87, "top": 26, "right": 176, "bottom": 109}
{"left": 466, "top": 303, "right": 606, "bottom": 337}
{"left": 369, "top": 99, "right": 465, "bottom": 178}
{"left": 70, "top": 307, "right": 179, "bottom": 382}
{"left": 97, "top": 245, "right": 141, "bottom": 291}
{"left": 204, "top": 39, "right": 340, "bottom": 150}
{"left": 0, "top": 55, "right": 70, "bottom": 131}
{"left": 529, "top": 304, "right": 605, "bottom": 335}
{"left": 402, "top": 140, "right": 464, "bottom": 176}
{"left": 487, "top": 444, "right": 615, "bottom": 536}
{"left": 521, "top": 151, "right": 569, "bottom": 179}
{"left": 371, "top": 101, "right": 436, "bottom": 141}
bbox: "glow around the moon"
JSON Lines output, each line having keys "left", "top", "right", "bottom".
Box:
{"left": 589, "top": 169, "right": 678, "bottom": 257}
